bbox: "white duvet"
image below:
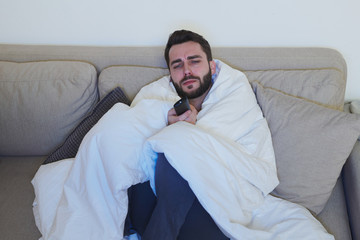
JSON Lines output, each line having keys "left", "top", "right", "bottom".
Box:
{"left": 32, "top": 61, "right": 334, "bottom": 240}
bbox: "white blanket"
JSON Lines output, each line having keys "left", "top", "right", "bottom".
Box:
{"left": 32, "top": 61, "right": 334, "bottom": 240}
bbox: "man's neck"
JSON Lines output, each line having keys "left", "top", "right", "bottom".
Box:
{"left": 188, "top": 85, "right": 212, "bottom": 112}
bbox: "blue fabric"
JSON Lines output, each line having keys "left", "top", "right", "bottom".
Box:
{"left": 126, "top": 153, "right": 229, "bottom": 240}
{"left": 142, "top": 153, "right": 195, "bottom": 239}
{"left": 125, "top": 181, "right": 156, "bottom": 236}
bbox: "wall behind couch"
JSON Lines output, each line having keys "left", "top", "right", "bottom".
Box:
{"left": 0, "top": 0, "right": 359, "bottom": 100}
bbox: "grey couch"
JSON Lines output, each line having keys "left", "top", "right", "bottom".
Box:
{"left": 0, "top": 44, "right": 359, "bottom": 240}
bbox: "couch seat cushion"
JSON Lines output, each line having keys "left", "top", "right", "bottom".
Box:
{"left": 0, "top": 156, "right": 45, "bottom": 240}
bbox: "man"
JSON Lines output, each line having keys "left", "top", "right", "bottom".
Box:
{"left": 126, "top": 30, "right": 230, "bottom": 240}
{"left": 166, "top": 31, "right": 216, "bottom": 125}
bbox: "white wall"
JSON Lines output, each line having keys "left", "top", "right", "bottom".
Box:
{"left": 0, "top": 0, "right": 359, "bottom": 100}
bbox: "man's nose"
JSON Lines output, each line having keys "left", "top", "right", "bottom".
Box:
{"left": 184, "top": 62, "right": 191, "bottom": 76}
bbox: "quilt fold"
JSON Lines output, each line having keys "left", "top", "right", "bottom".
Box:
{"left": 32, "top": 60, "right": 333, "bottom": 240}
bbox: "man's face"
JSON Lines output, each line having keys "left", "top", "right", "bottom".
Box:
{"left": 168, "top": 41, "right": 215, "bottom": 99}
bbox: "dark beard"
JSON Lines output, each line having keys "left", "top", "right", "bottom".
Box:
{"left": 172, "top": 69, "right": 212, "bottom": 99}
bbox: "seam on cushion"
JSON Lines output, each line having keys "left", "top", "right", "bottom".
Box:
{"left": 101, "top": 65, "right": 168, "bottom": 71}
{"left": 0, "top": 59, "right": 97, "bottom": 68}
{"left": 251, "top": 80, "right": 343, "bottom": 110}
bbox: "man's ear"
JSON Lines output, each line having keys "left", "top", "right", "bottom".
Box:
{"left": 210, "top": 60, "right": 216, "bottom": 75}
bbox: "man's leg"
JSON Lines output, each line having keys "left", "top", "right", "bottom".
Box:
{"left": 178, "top": 197, "right": 230, "bottom": 240}
{"left": 143, "top": 153, "right": 229, "bottom": 240}
{"left": 125, "top": 181, "right": 157, "bottom": 236}
{"left": 142, "top": 153, "right": 195, "bottom": 239}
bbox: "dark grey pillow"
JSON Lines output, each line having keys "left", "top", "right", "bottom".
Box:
{"left": 252, "top": 81, "right": 360, "bottom": 214}
{"left": 44, "top": 87, "right": 130, "bottom": 164}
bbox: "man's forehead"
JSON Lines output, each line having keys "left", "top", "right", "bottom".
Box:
{"left": 169, "top": 41, "right": 206, "bottom": 62}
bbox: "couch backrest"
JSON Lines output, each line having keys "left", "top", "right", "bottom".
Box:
{"left": 0, "top": 60, "right": 98, "bottom": 156}
{"left": 0, "top": 45, "right": 347, "bottom": 156}
{"left": 0, "top": 44, "right": 347, "bottom": 106}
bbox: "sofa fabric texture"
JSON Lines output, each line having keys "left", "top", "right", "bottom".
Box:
{"left": 0, "top": 45, "right": 358, "bottom": 240}
{"left": 253, "top": 82, "right": 360, "bottom": 214}
{"left": 0, "top": 156, "right": 44, "bottom": 240}
{"left": 99, "top": 66, "right": 169, "bottom": 101}
{"left": 245, "top": 69, "right": 345, "bottom": 110}
{"left": 0, "top": 61, "right": 98, "bottom": 156}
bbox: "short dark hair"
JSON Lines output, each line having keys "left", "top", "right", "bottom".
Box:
{"left": 164, "top": 30, "right": 213, "bottom": 68}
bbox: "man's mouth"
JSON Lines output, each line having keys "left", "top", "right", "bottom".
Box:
{"left": 182, "top": 79, "right": 197, "bottom": 86}
{"left": 180, "top": 76, "right": 200, "bottom": 87}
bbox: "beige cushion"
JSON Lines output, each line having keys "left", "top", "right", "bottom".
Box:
{"left": 350, "top": 100, "right": 360, "bottom": 114}
{"left": 0, "top": 61, "right": 97, "bottom": 156}
{"left": 245, "top": 69, "right": 345, "bottom": 110}
{"left": 252, "top": 82, "right": 360, "bottom": 214}
{"left": 99, "top": 66, "right": 169, "bottom": 101}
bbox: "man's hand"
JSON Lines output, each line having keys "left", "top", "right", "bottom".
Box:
{"left": 167, "top": 104, "right": 198, "bottom": 125}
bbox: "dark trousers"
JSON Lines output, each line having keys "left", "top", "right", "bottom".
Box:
{"left": 125, "top": 153, "right": 229, "bottom": 240}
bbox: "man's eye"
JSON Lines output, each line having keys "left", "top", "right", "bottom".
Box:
{"left": 173, "top": 64, "right": 182, "bottom": 69}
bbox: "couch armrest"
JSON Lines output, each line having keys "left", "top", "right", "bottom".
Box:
{"left": 343, "top": 140, "right": 360, "bottom": 240}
